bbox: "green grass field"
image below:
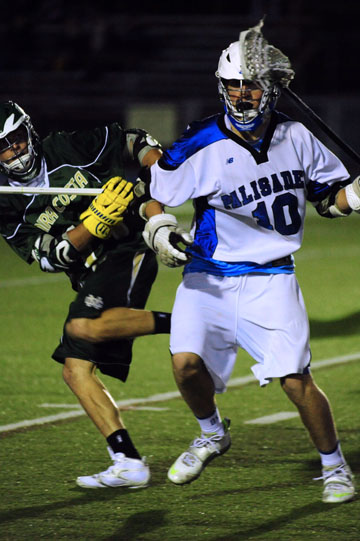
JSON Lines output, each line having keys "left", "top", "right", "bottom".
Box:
{"left": 1, "top": 205, "right": 359, "bottom": 540}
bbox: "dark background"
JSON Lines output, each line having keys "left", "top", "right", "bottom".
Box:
{"left": 2, "top": 1, "right": 359, "bottom": 173}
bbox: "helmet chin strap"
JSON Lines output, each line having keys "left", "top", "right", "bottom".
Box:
{"left": 7, "top": 150, "right": 33, "bottom": 175}
{"left": 225, "top": 108, "right": 265, "bottom": 132}
{"left": 8, "top": 157, "right": 48, "bottom": 188}
{"left": 235, "top": 100, "right": 254, "bottom": 113}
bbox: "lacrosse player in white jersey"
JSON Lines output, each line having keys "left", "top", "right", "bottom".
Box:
{"left": 139, "top": 20, "right": 357, "bottom": 503}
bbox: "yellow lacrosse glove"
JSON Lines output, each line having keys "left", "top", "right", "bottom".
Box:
{"left": 80, "top": 177, "right": 134, "bottom": 239}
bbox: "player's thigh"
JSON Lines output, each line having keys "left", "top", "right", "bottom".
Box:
{"left": 170, "top": 273, "right": 238, "bottom": 392}
{"left": 239, "top": 273, "right": 309, "bottom": 330}
{"left": 53, "top": 251, "right": 155, "bottom": 380}
{"left": 236, "top": 273, "right": 311, "bottom": 385}
{"left": 128, "top": 249, "right": 158, "bottom": 309}
{"left": 72, "top": 250, "right": 157, "bottom": 317}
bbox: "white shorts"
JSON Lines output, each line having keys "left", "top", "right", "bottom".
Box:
{"left": 170, "top": 272, "right": 311, "bottom": 391}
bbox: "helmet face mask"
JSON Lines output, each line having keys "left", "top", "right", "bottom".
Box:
{"left": 215, "top": 20, "right": 294, "bottom": 132}
{"left": 217, "top": 76, "right": 274, "bottom": 129}
{"left": 0, "top": 101, "right": 42, "bottom": 182}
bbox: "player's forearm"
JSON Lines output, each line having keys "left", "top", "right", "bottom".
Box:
{"left": 335, "top": 188, "right": 352, "bottom": 213}
{"left": 144, "top": 200, "right": 164, "bottom": 219}
{"left": 141, "top": 148, "right": 162, "bottom": 167}
{"left": 67, "top": 223, "right": 93, "bottom": 252}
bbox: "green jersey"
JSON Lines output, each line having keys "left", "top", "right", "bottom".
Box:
{"left": 0, "top": 123, "right": 146, "bottom": 266}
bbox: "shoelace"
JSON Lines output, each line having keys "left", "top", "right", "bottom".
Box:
{"left": 181, "top": 434, "right": 226, "bottom": 466}
{"left": 192, "top": 433, "right": 223, "bottom": 452}
{"left": 313, "top": 463, "right": 349, "bottom": 482}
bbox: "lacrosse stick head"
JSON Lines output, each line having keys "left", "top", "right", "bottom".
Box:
{"left": 0, "top": 101, "right": 42, "bottom": 181}
{"left": 216, "top": 19, "right": 295, "bottom": 131}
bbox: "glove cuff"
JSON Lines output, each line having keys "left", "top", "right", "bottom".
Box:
{"left": 80, "top": 209, "right": 111, "bottom": 238}
{"left": 143, "top": 213, "right": 178, "bottom": 252}
{"left": 139, "top": 199, "right": 158, "bottom": 221}
{"left": 345, "top": 178, "right": 360, "bottom": 211}
{"left": 147, "top": 213, "right": 178, "bottom": 227}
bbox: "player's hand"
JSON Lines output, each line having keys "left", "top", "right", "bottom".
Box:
{"left": 98, "top": 177, "right": 134, "bottom": 208}
{"left": 80, "top": 177, "right": 134, "bottom": 239}
{"left": 143, "top": 213, "right": 193, "bottom": 267}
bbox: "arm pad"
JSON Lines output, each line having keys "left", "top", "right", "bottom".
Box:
{"left": 125, "top": 129, "right": 162, "bottom": 165}
{"left": 127, "top": 168, "right": 154, "bottom": 221}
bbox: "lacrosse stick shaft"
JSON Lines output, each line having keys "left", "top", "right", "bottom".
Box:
{"left": 0, "top": 186, "right": 102, "bottom": 196}
{"left": 282, "top": 87, "right": 360, "bottom": 166}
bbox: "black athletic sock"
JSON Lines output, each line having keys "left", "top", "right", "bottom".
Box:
{"left": 152, "top": 311, "right": 171, "bottom": 334}
{"left": 107, "top": 429, "right": 141, "bottom": 459}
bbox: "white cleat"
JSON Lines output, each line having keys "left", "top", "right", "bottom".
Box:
{"left": 76, "top": 447, "right": 150, "bottom": 489}
{"left": 316, "top": 463, "right": 355, "bottom": 503}
{"left": 168, "top": 418, "right": 231, "bottom": 485}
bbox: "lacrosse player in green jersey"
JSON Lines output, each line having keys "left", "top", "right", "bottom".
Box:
{"left": 0, "top": 101, "right": 191, "bottom": 489}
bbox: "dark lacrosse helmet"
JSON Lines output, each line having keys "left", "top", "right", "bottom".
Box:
{"left": 0, "top": 101, "right": 42, "bottom": 181}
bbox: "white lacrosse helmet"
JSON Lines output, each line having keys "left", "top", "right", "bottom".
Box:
{"left": 216, "top": 20, "right": 295, "bottom": 131}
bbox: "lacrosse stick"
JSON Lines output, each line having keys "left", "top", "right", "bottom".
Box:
{"left": 239, "top": 20, "right": 360, "bottom": 166}
{"left": 0, "top": 186, "right": 102, "bottom": 196}
{"left": 0, "top": 178, "right": 146, "bottom": 197}
{"left": 282, "top": 87, "right": 360, "bottom": 166}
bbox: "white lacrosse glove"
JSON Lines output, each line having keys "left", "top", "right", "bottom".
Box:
{"left": 143, "top": 213, "right": 193, "bottom": 267}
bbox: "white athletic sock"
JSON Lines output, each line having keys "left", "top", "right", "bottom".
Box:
{"left": 196, "top": 407, "right": 224, "bottom": 436}
{"left": 319, "top": 441, "right": 345, "bottom": 467}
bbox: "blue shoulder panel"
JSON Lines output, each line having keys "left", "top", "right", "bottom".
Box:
{"left": 158, "top": 114, "right": 227, "bottom": 170}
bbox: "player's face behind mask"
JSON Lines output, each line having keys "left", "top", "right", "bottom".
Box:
{"left": 0, "top": 101, "right": 42, "bottom": 182}
{"left": 223, "top": 78, "right": 264, "bottom": 126}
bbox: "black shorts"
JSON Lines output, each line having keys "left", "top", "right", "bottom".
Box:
{"left": 52, "top": 249, "right": 158, "bottom": 381}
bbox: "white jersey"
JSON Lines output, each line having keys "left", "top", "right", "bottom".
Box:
{"left": 150, "top": 112, "right": 350, "bottom": 275}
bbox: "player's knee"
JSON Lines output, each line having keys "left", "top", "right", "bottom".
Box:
{"left": 280, "top": 373, "right": 312, "bottom": 405}
{"left": 172, "top": 352, "right": 203, "bottom": 381}
{"left": 62, "top": 358, "right": 94, "bottom": 389}
{"left": 62, "top": 360, "right": 79, "bottom": 388}
{"left": 65, "top": 318, "right": 102, "bottom": 343}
